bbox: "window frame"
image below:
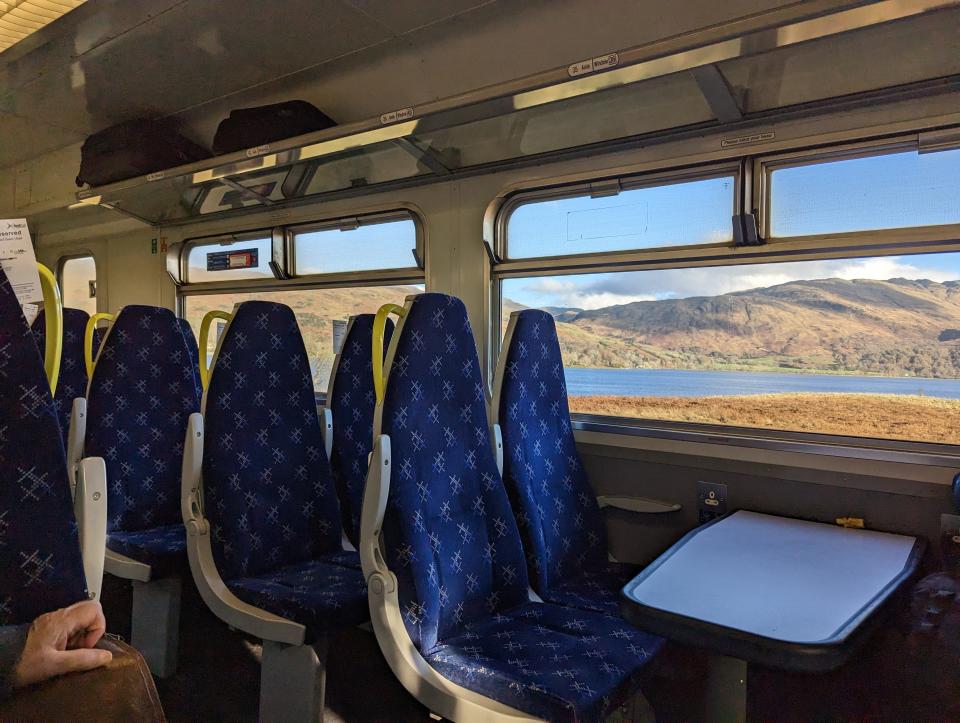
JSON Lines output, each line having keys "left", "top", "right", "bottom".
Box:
{"left": 177, "top": 209, "right": 425, "bottom": 293}
{"left": 287, "top": 209, "right": 423, "bottom": 284}
{"left": 754, "top": 136, "right": 960, "bottom": 246}
{"left": 495, "top": 161, "right": 743, "bottom": 266}
{"left": 491, "top": 135, "right": 960, "bottom": 458}
{"left": 183, "top": 230, "right": 279, "bottom": 285}
{"left": 176, "top": 209, "right": 427, "bottom": 399}
{"left": 56, "top": 251, "right": 98, "bottom": 313}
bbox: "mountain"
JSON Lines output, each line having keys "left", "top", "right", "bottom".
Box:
{"left": 535, "top": 277, "right": 960, "bottom": 378}
{"left": 185, "top": 284, "right": 423, "bottom": 385}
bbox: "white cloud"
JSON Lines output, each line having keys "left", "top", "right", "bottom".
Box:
{"left": 508, "top": 254, "right": 959, "bottom": 309}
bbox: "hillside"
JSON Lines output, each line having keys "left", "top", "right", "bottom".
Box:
{"left": 528, "top": 277, "right": 960, "bottom": 378}
{"left": 183, "top": 277, "right": 960, "bottom": 384}
{"left": 186, "top": 284, "right": 421, "bottom": 386}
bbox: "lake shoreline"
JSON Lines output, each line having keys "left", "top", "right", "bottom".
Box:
{"left": 568, "top": 392, "right": 960, "bottom": 444}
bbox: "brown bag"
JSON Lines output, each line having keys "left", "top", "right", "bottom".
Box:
{"left": 0, "top": 637, "right": 164, "bottom": 722}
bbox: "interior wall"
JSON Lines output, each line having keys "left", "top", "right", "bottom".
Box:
{"left": 37, "top": 228, "right": 175, "bottom": 313}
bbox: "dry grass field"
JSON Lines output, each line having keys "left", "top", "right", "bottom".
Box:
{"left": 568, "top": 393, "right": 960, "bottom": 444}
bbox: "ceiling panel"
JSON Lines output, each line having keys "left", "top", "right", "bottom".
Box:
{"left": 341, "top": 0, "right": 495, "bottom": 34}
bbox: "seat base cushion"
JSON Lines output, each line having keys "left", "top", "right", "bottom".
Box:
{"left": 227, "top": 554, "right": 368, "bottom": 640}
{"left": 108, "top": 524, "right": 186, "bottom": 578}
{"left": 424, "top": 601, "right": 662, "bottom": 723}
{"left": 543, "top": 561, "right": 638, "bottom": 617}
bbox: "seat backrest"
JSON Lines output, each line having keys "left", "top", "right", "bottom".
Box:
{"left": 177, "top": 317, "right": 202, "bottom": 401}
{"left": 32, "top": 307, "right": 93, "bottom": 445}
{"left": 327, "top": 314, "right": 393, "bottom": 546}
{"left": 0, "top": 269, "right": 88, "bottom": 625}
{"left": 85, "top": 305, "right": 199, "bottom": 533}
{"left": 379, "top": 293, "right": 529, "bottom": 652}
{"left": 202, "top": 301, "right": 344, "bottom": 581}
{"left": 495, "top": 310, "right": 607, "bottom": 595}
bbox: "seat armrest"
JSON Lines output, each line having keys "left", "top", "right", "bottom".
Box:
{"left": 180, "top": 412, "right": 306, "bottom": 646}
{"left": 360, "top": 434, "right": 392, "bottom": 586}
{"left": 75, "top": 457, "right": 107, "bottom": 601}
{"left": 490, "top": 424, "right": 503, "bottom": 477}
{"left": 321, "top": 408, "right": 333, "bottom": 461}
{"left": 67, "top": 397, "right": 87, "bottom": 494}
{"left": 103, "top": 547, "right": 152, "bottom": 581}
{"left": 597, "top": 495, "right": 681, "bottom": 514}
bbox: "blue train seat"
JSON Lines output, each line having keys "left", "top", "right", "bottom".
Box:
{"left": 82, "top": 304, "right": 200, "bottom": 677}
{"left": 182, "top": 300, "right": 367, "bottom": 722}
{"left": 177, "top": 317, "right": 202, "bottom": 401}
{"left": 0, "top": 267, "right": 106, "bottom": 624}
{"left": 493, "top": 309, "right": 642, "bottom": 617}
{"left": 324, "top": 313, "right": 393, "bottom": 547}
{"left": 31, "top": 307, "right": 98, "bottom": 446}
{"left": 361, "top": 293, "right": 662, "bottom": 722}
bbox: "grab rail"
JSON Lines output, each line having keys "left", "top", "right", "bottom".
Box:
{"left": 372, "top": 303, "right": 407, "bottom": 405}
{"left": 84, "top": 313, "right": 115, "bottom": 378}
{"left": 199, "top": 310, "right": 233, "bottom": 390}
{"left": 36, "top": 263, "right": 63, "bottom": 395}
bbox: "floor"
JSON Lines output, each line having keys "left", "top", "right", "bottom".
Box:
{"left": 100, "top": 571, "right": 943, "bottom": 722}
{"left": 100, "top": 573, "right": 430, "bottom": 722}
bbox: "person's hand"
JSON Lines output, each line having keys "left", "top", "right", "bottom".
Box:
{"left": 11, "top": 600, "right": 112, "bottom": 688}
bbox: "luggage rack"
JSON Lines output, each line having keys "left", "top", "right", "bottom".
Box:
{"left": 71, "top": 0, "right": 960, "bottom": 227}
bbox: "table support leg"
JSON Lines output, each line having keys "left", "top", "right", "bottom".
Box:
{"left": 703, "top": 655, "right": 747, "bottom": 722}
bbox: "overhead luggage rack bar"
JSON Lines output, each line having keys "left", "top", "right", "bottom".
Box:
{"left": 73, "top": 0, "right": 960, "bottom": 226}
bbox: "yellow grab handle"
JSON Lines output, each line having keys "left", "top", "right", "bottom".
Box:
{"left": 372, "top": 303, "right": 407, "bottom": 405}
{"left": 36, "top": 263, "right": 62, "bottom": 396}
{"left": 84, "top": 312, "right": 115, "bottom": 379}
{"left": 199, "top": 310, "right": 233, "bottom": 390}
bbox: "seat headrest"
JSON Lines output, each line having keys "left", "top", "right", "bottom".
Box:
{"left": 498, "top": 309, "right": 607, "bottom": 591}
{"left": 32, "top": 307, "right": 93, "bottom": 442}
{"left": 379, "top": 293, "right": 529, "bottom": 650}
{"left": 203, "top": 300, "right": 343, "bottom": 580}
{"left": 85, "top": 305, "right": 199, "bottom": 532}
{"left": 0, "top": 269, "right": 88, "bottom": 624}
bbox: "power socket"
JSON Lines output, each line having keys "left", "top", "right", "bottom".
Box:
{"left": 698, "top": 481, "right": 728, "bottom": 525}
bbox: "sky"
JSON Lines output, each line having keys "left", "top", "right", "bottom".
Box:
{"left": 505, "top": 148, "right": 960, "bottom": 310}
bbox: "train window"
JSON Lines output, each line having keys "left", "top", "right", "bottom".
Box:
{"left": 766, "top": 146, "right": 960, "bottom": 238}
{"left": 501, "top": 252, "right": 960, "bottom": 443}
{"left": 291, "top": 215, "right": 418, "bottom": 275}
{"left": 184, "top": 284, "right": 423, "bottom": 391}
{"left": 500, "top": 251, "right": 960, "bottom": 444}
{"left": 59, "top": 254, "right": 97, "bottom": 315}
{"left": 504, "top": 172, "right": 736, "bottom": 260}
{"left": 186, "top": 235, "right": 274, "bottom": 282}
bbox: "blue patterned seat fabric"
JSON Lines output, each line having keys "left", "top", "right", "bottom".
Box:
{"left": 328, "top": 314, "right": 393, "bottom": 547}
{"left": 31, "top": 308, "right": 98, "bottom": 445}
{"left": 0, "top": 269, "right": 89, "bottom": 625}
{"left": 380, "top": 293, "right": 661, "bottom": 722}
{"left": 177, "top": 317, "right": 202, "bottom": 402}
{"left": 202, "top": 301, "right": 367, "bottom": 639}
{"left": 108, "top": 525, "right": 187, "bottom": 579}
{"left": 498, "top": 309, "right": 634, "bottom": 617}
{"left": 85, "top": 305, "right": 200, "bottom": 570}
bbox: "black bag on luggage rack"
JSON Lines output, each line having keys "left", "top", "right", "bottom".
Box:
{"left": 211, "top": 100, "right": 336, "bottom": 156}
{"left": 76, "top": 119, "right": 211, "bottom": 188}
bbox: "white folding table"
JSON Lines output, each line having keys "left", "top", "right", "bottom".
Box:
{"left": 621, "top": 510, "right": 922, "bottom": 718}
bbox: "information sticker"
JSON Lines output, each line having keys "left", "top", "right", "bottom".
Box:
{"left": 332, "top": 319, "right": 347, "bottom": 355}
{"left": 0, "top": 218, "right": 41, "bottom": 304}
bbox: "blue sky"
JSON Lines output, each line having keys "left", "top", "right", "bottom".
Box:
{"left": 505, "top": 148, "right": 960, "bottom": 309}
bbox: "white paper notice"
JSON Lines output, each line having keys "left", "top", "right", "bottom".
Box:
{"left": 21, "top": 302, "right": 39, "bottom": 327}
{"left": 332, "top": 319, "right": 347, "bottom": 355}
{"left": 0, "top": 219, "right": 41, "bottom": 304}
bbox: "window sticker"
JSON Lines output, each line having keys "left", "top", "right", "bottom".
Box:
{"left": 206, "top": 248, "right": 259, "bottom": 272}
